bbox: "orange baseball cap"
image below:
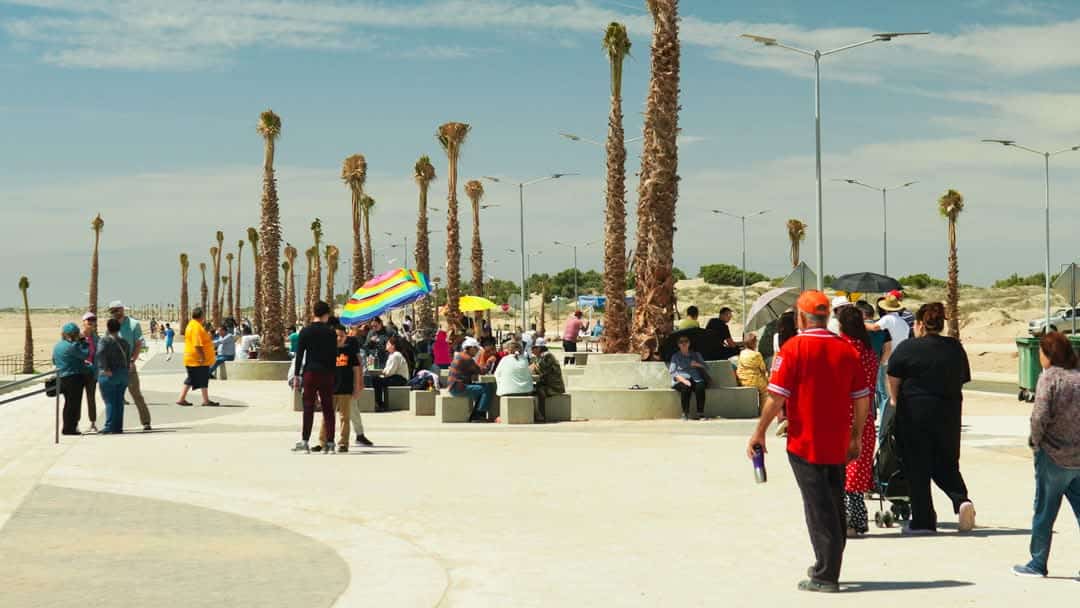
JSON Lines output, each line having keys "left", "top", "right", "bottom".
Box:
{"left": 797, "top": 290, "right": 830, "bottom": 316}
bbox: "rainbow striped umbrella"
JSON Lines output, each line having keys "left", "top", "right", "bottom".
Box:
{"left": 340, "top": 268, "right": 431, "bottom": 325}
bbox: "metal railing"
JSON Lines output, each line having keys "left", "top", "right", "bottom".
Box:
{"left": 0, "top": 368, "right": 62, "bottom": 443}
{"left": 0, "top": 353, "right": 51, "bottom": 377}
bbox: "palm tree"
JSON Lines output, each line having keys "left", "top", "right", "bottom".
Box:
{"left": 939, "top": 189, "right": 965, "bottom": 339}
{"left": 437, "top": 121, "right": 471, "bottom": 338}
{"left": 19, "top": 276, "right": 32, "bottom": 374}
{"left": 304, "top": 246, "right": 316, "bottom": 318}
{"left": 464, "top": 179, "right": 485, "bottom": 294}
{"left": 256, "top": 109, "right": 286, "bottom": 360}
{"left": 199, "top": 262, "right": 209, "bottom": 313}
{"left": 413, "top": 155, "right": 437, "bottom": 332}
{"left": 225, "top": 253, "right": 235, "bottom": 320}
{"left": 537, "top": 280, "right": 548, "bottom": 337}
{"left": 631, "top": 0, "right": 681, "bottom": 350}
{"left": 601, "top": 21, "right": 632, "bottom": 354}
{"left": 341, "top": 154, "right": 368, "bottom": 291}
{"left": 360, "top": 195, "right": 376, "bottom": 281}
{"left": 787, "top": 219, "right": 807, "bottom": 268}
{"left": 310, "top": 218, "right": 323, "bottom": 305}
{"left": 235, "top": 240, "right": 244, "bottom": 320}
{"left": 284, "top": 244, "right": 298, "bottom": 329}
{"left": 179, "top": 253, "right": 190, "bottom": 334}
{"left": 281, "top": 261, "right": 292, "bottom": 326}
{"left": 88, "top": 213, "right": 104, "bottom": 331}
{"left": 219, "top": 276, "right": 229, "bottom": 320}
{"left": 246, "top": 227, "right": 262, "bottom": 332}
{"left": 211, "top": 231, "right": 224, "bottom": 326}
{"left": 325, "top": 244, "right": 340, "bottom": 311}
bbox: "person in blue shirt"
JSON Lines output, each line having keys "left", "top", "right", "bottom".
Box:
{"left": 164, "top": 323, "right": 175, "bottom": 359}
{"left": 53, "top": 322, "right": 92, "bottom": 435}
{"left": 209, "top": 326, "right": 237, "bottom": 379}
{"left": 108, "top": 300, "right": 152, "bottom": 431}
{"left": 96, "top": 318, "right": 131, "bottom": 434}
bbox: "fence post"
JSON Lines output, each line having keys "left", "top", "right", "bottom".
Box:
{"left": 54, "top": 377, "right": 59, "bottom": 444}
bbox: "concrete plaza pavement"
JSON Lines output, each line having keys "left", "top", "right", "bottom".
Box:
{"left": 0, "top": 352, "right": 1077, "bottom": 607}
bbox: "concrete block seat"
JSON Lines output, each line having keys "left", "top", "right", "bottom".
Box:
{"left": 386, "top": 386, "right": 412, "bottom": 411}
{"left": 410, "top": 390, "right": 436, "bottom": 416}
{"left": 435, "top": 394, "right": 473, "bottom": 423}
{"left": 566, "top": 355, "right": 760, "bottom": 420}
{"left": 225, "top": 360, "right": 291, "bottom": 381}
{"left": 501, "top": 396, "right": 536, "bottom": 424}
{"left": 355, "top": 388, "right": 376, "bottom": 413}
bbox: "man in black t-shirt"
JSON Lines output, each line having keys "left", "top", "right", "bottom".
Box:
{"left": 705, "top": 307, "right": 740, "bottom": 359}
{"left": 314, "top": 325, "right": 373, "bottom": 452}
{"left": 293, "top": 301, "right": 338, "bottom": 453}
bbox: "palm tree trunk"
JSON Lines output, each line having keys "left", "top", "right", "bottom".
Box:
{"left": 602, "top": 51, "right": 630, "bottom": 354}
{"left": 180, "top": 265, "right": 189, "bottom": 335}
{"left": 258, "top": 139, "right": 287, "bottom": 359}
{"left": 312, "top": 242, "right": 322, "bottom": 306}
{"left": 326, "top": 265, "right": 336, "bottom": 313}
{"left": 790, "top": 240, "right": 799, "bottom": 268}
{"left": 416, "top": 182, "right": 434, "bottom": 333}
{"left": 226, "top": 258, "right": 235, "bottom": 320}
{"left": 362, "top": 208, "right": 374, "bottom": 282}
{"left": 285, "top": 263, "right": 297, "bottom": 329}
{"left": 89, "top": 228, "right": 101, "bottom": 333}
{"left": 200, "top": 270, "right": 208, "bottom": 314}
{"left": 538, "top": 283, "right": 547, "bottom": 337}
{"left": 631, "top": 0, "right": 681, "bottom": 351}
{"left": 471, "top": 199, "right": 484, "bottom": 328}
{"left": 211, "top": 251, "right": 222, "bottom": 328}
{"left": 21, "top": 285, "right": 33, "bottom": 374}
{"left": 446, "top": 154, "right": 462, "bottom": 338}
{"left": 235, "top": 245, "right": 243, "bottom": 320}
{"left": 351, "top": 190, "right": 365, "bottom": 291}
{"left": 947, "top": 220, "right": 960, "bottom": 339}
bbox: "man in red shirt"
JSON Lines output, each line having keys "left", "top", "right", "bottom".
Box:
{"left": 747, "top": 290, "right": 870, "bottom": 593}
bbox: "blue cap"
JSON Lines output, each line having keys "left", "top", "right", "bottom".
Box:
{"left": 62, "top": 322, "right": 79, "bottom": 336}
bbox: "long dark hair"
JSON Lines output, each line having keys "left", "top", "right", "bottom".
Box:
{"left": 838, "top": 306, "right": 870, "bottom": 348}
{"left": 777, "top": 311, "right": 797, "bottom": 348}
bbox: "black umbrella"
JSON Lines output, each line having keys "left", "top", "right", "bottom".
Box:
{"left": 830, "top": 272, "right": 902, "bottom": 294}
{"left": 660, "top": 327, "right": 729, "bottom": 363}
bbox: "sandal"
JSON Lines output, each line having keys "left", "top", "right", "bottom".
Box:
{"left": 202, "top": 401, "right": 221, "bottom": 407}
{"left": 176, "top": 400, "right": 193, "bottom": 406}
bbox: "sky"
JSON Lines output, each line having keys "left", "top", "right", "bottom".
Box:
{"left": 3, "top": 0, "right": 1080, "bottom": 309}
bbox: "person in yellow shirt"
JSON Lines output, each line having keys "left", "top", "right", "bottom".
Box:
{"left": 176, "top": 307, "right": 220, "bottom": 407}
{"left": 735, "top": 332, "right": 768, "bottom": 411}
{"left": 676, "top": 305, "right": 701, "bottom": 331}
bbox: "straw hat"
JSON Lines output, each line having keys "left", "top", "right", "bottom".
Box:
{"left": 877, "top": 294, "right": 904, "bottom": 312}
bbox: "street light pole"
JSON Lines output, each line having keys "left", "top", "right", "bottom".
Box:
{"left": 983, "top": 139, "right": 1080, "bottom": 332}
{"left": 836, "top": 179, "right": 917, "bottom": 275}
{"left": 712, "top": 208, "right": 770, "bottom": 331}
{"left": 743, "top": 31, "right": 928, "bottom": 290}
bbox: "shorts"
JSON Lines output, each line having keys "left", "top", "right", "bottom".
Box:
{"left": 186, "top": 366, "right": 211, "bottom": 389}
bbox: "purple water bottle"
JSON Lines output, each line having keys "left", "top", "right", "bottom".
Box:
{"left": 752, "top": 444, "right": 767, "bottom": 483}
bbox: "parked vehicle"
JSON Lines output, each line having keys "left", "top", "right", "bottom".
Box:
{"left": 1028, "top": 307, "right": 1080, "bottom": 335}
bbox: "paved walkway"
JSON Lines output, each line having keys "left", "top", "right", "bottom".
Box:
{"left": 0, "top": 352, "right": 1076, "bottom": 606}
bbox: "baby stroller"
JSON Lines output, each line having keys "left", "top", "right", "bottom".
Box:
{"left": 869, "top": 403, "right": 911, "bottom": 527}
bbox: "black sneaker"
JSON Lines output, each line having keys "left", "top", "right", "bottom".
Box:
{"left": 355, "top": 434, "right": 374, "bottom": 447}
{"left": 311, "top": 443, "right": 323, "bottom": 453}
{"left": 142, "top": 424, "right": 152, "bottom": 432}
{"left": 798, "top": 579, "right": 839, "bottom": 593}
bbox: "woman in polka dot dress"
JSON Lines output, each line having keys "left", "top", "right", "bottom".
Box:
{"left": 837, "top": 306, "right": 879, "bottom": 536}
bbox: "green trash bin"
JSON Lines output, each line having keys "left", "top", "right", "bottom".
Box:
{"left": 1071, "top": 335, "right": 1080, "bottom": 356}
{"left": 1016, "top": 337, "right": 1041, "bottom": 403}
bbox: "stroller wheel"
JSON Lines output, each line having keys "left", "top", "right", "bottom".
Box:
{"left": 882, "top": 512, "right": 895, "bottom": 527}
{"left": 874, "top": 511, "right": 884, "bottom": 528}
{"left": 1018, "top": 389, "right": 1027, "bottom": 402}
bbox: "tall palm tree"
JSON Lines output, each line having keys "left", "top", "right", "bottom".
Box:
{"left": 304, "top": 246, "right": 316, "bottom": 318}
{"left": 246, "top": 227, "right": 262, "bottom": 332}
{"left": 537, "top": 280, "right": 548, "bottom": 337}
{"left": 256, "top": 109, "right": 286, "bottom": 360}
{"left": 179, "top": 253, "right": 190, "bottom": 334}
{"left": 464, "top": 179, "right": 485, "bottom": 329}
{"left": 631, "top": 0, "right": 681, "bottom": 350}
{"left": 211, "top": 231, "right": 224, "bottom": 326}
{"left": 310, "top": 218, "right": 323, "bottom": 305}
{"left": 360, "top": 195, "right": 376, "bottom": 281}
{"left": 199, "top": 262, "right": 208, "bottom": 313}
{"left": 225, "top": 253, "right": 235, "bottom": 320}
{"left": 219, "top": 276, "right": 229, "bottom": 320}
{"left": 601, "top": 21, "right": 632, "bottom": 354}
{"left": 284, "top": 244, "right": 298, "bottom": 329}
{"left": 282, "top": 261, "right": 292, "bottom": 326}
{"left": 413, "top": 155, "right": 437, "bottom": 332}
{"left": 438, "top": 121, "right": 471, "bottom": 337}
{"left": 786, "top": 219, "right": 807, "bottom": 268}
{"left": 89, "top": 213, "right": 104, "bottom": 331}
{"left": 18, "top": 276, "right": 32, "bottom": 374}
{"left": 235, "top": 240, "right": 244, "bottom": 320}
{"left": 939, "top": 189, "right": 965, "bottom": 339}
{"left": 341, "top": 154, "right": 368, "bottom": 292}
{"left": 325, "top": 244, "right": 340, "bottom": 311}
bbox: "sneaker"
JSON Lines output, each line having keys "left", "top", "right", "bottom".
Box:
{"left": 89, "top": 423, "right": 99, "bottom": 433}
{"left": 680, "top": 413, "right": 688, "bottom": 421}
{"left": 1011, "top": 564, "right": 1046, "bottom": 578}
{"left": 338, "top": 445, "right": 349, "bottom": 453}
{"left": 797, "top": 579, "right": 839, "bottom": 593}
{"left": 292, "top": 441, "right": 310, "bottom": 453}
{"left": 142, "top": 424, "right": 152, "bottom": 432}
{"left": 355, "top": 434, "right": 374, "bottom": 447}
{"left": 958, "top": 501, "right": 976, "bottom": 532}
{"left": 323, "top": 442, "right": 335, "bottom": 454}
{"left": 311, "top": 443, "right": 323, "bottom": 453}
{"left": 901, "top": 523, "right": 936, "bottom": 536}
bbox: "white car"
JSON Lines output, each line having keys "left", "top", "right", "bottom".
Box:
{"left": 1028, "top": 307, "right": 1080, "bottom": 335}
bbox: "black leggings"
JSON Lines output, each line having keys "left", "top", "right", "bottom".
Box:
{"left": 60, "top": 374, "right": 86, "bottom": 434}
{"left": 372, "top": 375, "right": 408, "bottom": 409}
{"left": 897, "top": 398, "right": 970, "bottom": 530}
{"left": 674, "top": 379, "right": 706, "bottom": 416}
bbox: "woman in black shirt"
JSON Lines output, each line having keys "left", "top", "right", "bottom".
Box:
{"left": 886, "top": 302, "right": 975, "bottom": 534}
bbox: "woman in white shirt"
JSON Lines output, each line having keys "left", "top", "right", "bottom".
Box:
{"left": 495, "top": 342, "right": 536, "bottom": 405}
{"left": 372, "top": 336, "right": 410, "bottom": 412}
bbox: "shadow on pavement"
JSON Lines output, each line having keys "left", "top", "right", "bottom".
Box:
{"left": 871, "top": 525, "right": 1031, "bottom": 539}
{"left": 842, "top": 579, "right": 973, "bottom": 592}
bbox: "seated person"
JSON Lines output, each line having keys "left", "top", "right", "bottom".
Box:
{"left": 705, "top": 307, "right": 739, "bottom": 359}
{"left": 735, "top": 332, "right": 768, "bottom": 410}
{"left": 677, "top": 305, "right": 701, "bottom": 330}
{"left": 209, "top": 326, "right": 236, "bottom": 379}
{"left": 530, "top": 338, "right": 565, "bottom": 423}
{"left": 476, "top": 336, "right": 503, "bottom": 374}
{"left": 494, "top": 342, "right": 538, "bottom": 416}
{"left": 669, "top": 335, "right": 708, "bottom": 420}
{"left": 448, "top": 338, "right": 494, "bottom": 423}
{"left": 371, "top": 336, "right": 410, "bottom": 412}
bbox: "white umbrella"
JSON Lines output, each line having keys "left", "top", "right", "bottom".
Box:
{"left": 745, "top": 287, "right": 799, "bottom": 333}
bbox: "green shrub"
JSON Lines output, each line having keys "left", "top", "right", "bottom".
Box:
{"left": 700, "top": 263, "right": 769, "bottom": 286}
{"left": 899, "top": 273, "right": 947, "bottom": 289}
{"left": 992, "top": 272, "right": 1057, "bottom": 288}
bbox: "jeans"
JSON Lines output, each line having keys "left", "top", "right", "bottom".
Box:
{"left": 789, "top": 451, "right": 848, "bottom": 584}
{"left": 210, "top": 354, "right": 235, "bottom": 376}
{"left": 451, "top": 384, "right": 492, "bottom": 416}
{"left": 99, "top": 373, "right": 128, "bottom": 433}
{"left": 1026, "top": 450, "right": 1080, "bottom": 574}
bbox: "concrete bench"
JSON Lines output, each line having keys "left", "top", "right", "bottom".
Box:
{"left": 568, "top": 387, "right": 759, "bottom": 420}
{"left": 354, "top": 388, "right": 376, "bottom": 413}
{"left": 501, "top": 396, "right": 536, "bottom": 424}
{"left": 409, "top": 390, "right": 436, "bottom": 416}
{"left": 543, "top": 394, "right": 572, "bottom": 422}
{"left": 436, "top": 394, "right": 473, "bottom": 423}
{"left": 387, "top": 386, "right": 412, "bottom": 411}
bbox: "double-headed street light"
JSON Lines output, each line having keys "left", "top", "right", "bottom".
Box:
{"left": 743, "top": 31, "right": 929, "bottom": 291}
{"left": 483, "top": 173, "right": 578, "bottom": 331}
{"left": 983, "top": 139, "right": 1080, "bottom": 332}
{"left": 834, "top": 179, "right": 917, "bottom": 275}
{"left": 559, "top": 132, "right": 644, "bottom": 146}
{"left": 551, "top": 240, "right": 597, "bottom": 302}
{"left": 712, "top": 208, "right": 771, "bottom": 331}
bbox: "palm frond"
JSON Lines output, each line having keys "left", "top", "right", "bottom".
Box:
{"left": 257, "top": 109, "right": 282, "bottom": 139}
{"left": 341, "top": 154, "right": 367, "bottom": 184}
{"left": 91, "top": 213, "right": 104, "bottom": 232}
{"left": 464, "top": 179, "right": 484, "bottom": 202}
{"left": 602, "top": 22, "right": 631, "bottom": 59}
{"left": 414, "top": 155, "right": 436, "bottom": 184}
{"left": 180, "top": 253, "right": 189, "bottom": 266}
{"left": 18, "top": 276, "right": 29, "bottom": 291}
{"left": 437, "top": 122, "right": 471, "bottom": 152}
{"left": 938, "top": 189, "right": 964, "bottom": 220}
